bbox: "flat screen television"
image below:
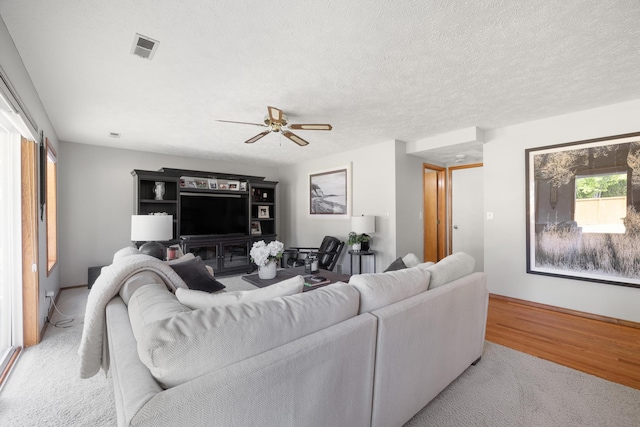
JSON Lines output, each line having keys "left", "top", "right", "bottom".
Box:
{"left": 180, "top": 193, "right": 249, "bottom": 237}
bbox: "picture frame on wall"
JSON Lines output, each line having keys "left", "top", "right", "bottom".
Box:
{"left": 258, "top": 206, "right": 270, "bottom": 218}
{"left": 525, "top": 131, "right": 640, "bottom": 288}
{"left": 309, "top": 164, "right": 351, "bottom": 217}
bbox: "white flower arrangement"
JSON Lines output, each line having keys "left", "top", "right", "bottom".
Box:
{"left": 250, "top": 240, "right": 284, "bottom": 267}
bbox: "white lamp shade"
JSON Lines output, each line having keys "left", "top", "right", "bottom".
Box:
{"left": 352, "top": 215, "right": 375, "bottom": 234}
{"left": 131, "top": 215, "right": 173, "bottom": 241}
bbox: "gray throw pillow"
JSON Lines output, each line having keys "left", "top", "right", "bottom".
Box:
{"left": 384, "top": 257, "right": 407, "bottom": 272}
{"left": 168, "top": 256, "right": 225, "bottom": 293}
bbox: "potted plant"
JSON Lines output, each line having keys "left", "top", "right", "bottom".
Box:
{"left": 250, "top": 240, "right": 284, "bottom": 279}
{"left": 348, "top": 232, "right": 371, "bottom": 251}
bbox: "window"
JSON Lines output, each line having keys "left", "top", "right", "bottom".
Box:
{"left": 574, "top": 171, "right": 627, "bottom": 234}
{"left": 45, "top": 138, "right": 57, "bottom": 275}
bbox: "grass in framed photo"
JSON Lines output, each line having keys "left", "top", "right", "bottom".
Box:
{"left": 526, "top": 131, "right": 640, "bottom": 288}
{"left": 309, "top": 165, "right": 350, "bottom": 216}
{"left": 195, "top": 179, "right": 208, "bottom": 189}
{"left": 258, "top": 206, "right": 270, "bottom": 218}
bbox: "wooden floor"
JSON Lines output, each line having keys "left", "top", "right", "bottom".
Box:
{"left": 485, "top": 294, "right": 640, "bottom": 390}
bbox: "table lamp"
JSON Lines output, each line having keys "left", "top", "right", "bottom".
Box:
{"left": 131, "top": 214, "right": 173, "bottom": 259}
{"left": 351, "top": 215, "right": 375, "bottom": 251}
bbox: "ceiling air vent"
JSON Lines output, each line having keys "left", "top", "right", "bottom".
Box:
{"left": 130, "top": 33, "right": 159, "bottom": 60}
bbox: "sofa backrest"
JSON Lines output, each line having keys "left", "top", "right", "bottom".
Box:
{"left": 128, "top": 282, "right": 360, "bottom": 388}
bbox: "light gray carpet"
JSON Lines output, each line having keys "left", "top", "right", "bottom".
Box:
{"left": 1, "top": 276, "right": 638, "bottom": 426}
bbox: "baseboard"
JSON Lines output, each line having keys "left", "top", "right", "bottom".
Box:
{"left": 486, "top": 293, "right": 640, "bottom": 390}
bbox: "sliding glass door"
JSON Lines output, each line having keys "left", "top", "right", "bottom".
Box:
{"left": 0, "top": 114, "right": 24, "bottom": 377}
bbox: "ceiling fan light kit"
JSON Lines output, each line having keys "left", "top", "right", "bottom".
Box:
{"left": 217, "top": 106, "right": 332, "bottom": 147}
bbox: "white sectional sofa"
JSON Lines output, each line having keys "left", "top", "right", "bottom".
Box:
{"left": 99, "top": 251, "right": 488, "bottom": 427}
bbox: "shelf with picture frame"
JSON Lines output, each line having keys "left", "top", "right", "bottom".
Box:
{"left": 250, "top": 181, "right": 277, "bottom": 238}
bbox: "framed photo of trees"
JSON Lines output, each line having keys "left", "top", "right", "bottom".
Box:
{"left": 525, "top": 132, "right": 640, "bottom": 288}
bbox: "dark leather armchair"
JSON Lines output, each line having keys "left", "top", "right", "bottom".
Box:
{"left": 283, "top": 236, "right": 345, "bottom": 272}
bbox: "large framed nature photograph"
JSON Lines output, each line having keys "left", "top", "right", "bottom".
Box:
{"left": 526, "top": 132, "right": 640, "bottom": 288}
{"left": 309, "top": 165, "right": 350, "bottom": 217}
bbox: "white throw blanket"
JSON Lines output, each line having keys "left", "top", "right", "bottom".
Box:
{"left": 78, "top": 254, "right": 187, "bottom": 379}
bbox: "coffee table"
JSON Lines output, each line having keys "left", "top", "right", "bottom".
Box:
{"left": 242, "top": 266, "right": 350, "bottom": 292}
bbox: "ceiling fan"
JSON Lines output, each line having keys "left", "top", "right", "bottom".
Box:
{"left": 217, "top": 106, "right": 332, "bottom": 146}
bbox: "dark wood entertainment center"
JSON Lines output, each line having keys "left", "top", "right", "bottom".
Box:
{"left": 132, "top": 168, "right": 277, "bottom": 276}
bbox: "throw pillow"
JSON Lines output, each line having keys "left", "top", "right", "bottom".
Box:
{"left": 168, "top": 256, "right": 225, "bottom": 293}
{"left": 349, "top": 267, "right": 430, "bottom": 314}
{"left": 415, "top": 261, "right": 435, "bottom": 270}
{"left": 384, "top": 257, "right": 407, "bottom": 272}
{"left": 175, "top": 275, "right": 304, "bottom": 309}
{"left": 426, "top": 252, "right": 475, "bottom": 289}
{"left": 401, "top": 253, "right": 421, "bottom": 268}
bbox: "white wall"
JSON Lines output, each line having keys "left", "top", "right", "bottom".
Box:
{"left": 484, "top": 98, "right": 640, "bottom": 323}
{"left": 279, "top": 139, "right": 424, "bottom": 273}
{"left": 58, "top": 142, "right": 279, "bottom": 287}
{"left": 396, "top": 141, "right": 425, "bottom": 260}
{"left": 1, "top": 17, "right": 60, "bottom": 331}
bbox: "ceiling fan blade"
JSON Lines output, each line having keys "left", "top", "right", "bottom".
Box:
{"left": 282, "top": 131, "right": 309, "bottom": 146}
{"left": 267, "top": 106, "right": 284, "bottom": 124}
{"left": 244, "top": 130, "right": 271, "bottom": 144}
{"left": 217, "top": 120, "right": 268, "bottom": 127}
{"left": 288, "top": 124, "right": 332, "bottom": 131}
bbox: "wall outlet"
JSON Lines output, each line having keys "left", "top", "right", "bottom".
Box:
{"left": 45, "top": 290, "right": 54, "bottom": 298}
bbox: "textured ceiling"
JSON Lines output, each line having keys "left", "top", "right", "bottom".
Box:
{"left": 2, "top": 1, "right": 640, "bottom": 167}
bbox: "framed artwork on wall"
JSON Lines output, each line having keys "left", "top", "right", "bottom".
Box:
{"left": 309, "top": 164, "right": 351, "bottom": 217}
{"left": 525, "top": 131, "right": 640, "bottom": 288}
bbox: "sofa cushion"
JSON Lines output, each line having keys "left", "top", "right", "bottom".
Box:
{"left": 128, "top": 284, "right": 191, "bottom": 331}
{"left": 119, "top": 271, "right": 165, "bottom": 305}
{"left": 384, "top": 257, "right": 407, "bottom": 272}
{"left": 168, "top": 256, "right": 225, "bottom": 293}
{"left": 130, "top": 282, "right": 360, "bottom": 388}
{"left": 175, "top": 275, "right": 304, "bottom": 309}
{"left": 426, "top": 252, "right": 475, "bottom": 289}
{"left": 401, "top": 253, "right": 421, "bottom": 268}
{"left": 348, "top": 267, "right": 430, "bottom": 314}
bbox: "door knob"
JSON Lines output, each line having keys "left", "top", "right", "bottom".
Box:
{"left": 453, "top": 225, "right": 458, "bottom": 229}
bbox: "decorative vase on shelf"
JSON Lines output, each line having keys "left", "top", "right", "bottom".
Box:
{"left": 153, "top": 181, "right": 165, "bottom": 200}
{"left": 352, "top": 243, "right": 361, "bottom": 252}
{"left": 258, "top": 260, "right": 277, "bottom": 280}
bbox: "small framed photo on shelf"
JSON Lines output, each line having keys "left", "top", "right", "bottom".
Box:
{"left": 228, "top": 180, "right": 240, "bottom": 191}
{"left": 258, "top": 206, "right": 270, "bottom": 219}
{"left": 195, "top": 179, "right": 208, "bottom": 189}
{"left": 218, "top": 182, "right": 229, "bottom": 190}
{"left": 251, "top": 221, "right": 262, "bottom": 235}
{"left": 208, "top": 179, "right": 217, "bottom": 190}
{"left": 240, "top": 182, "right": 247, "bottom": 192}
{"left": 181, "top": 177, "right": 197, "bottom": 188}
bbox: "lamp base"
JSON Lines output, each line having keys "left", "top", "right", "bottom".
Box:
{"left": 139, "top": 241, "right": 165, "bottom": 260}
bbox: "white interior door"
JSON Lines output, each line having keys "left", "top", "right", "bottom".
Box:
{"left": 451, "top": 166, "right": 484, "bottom": 272}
